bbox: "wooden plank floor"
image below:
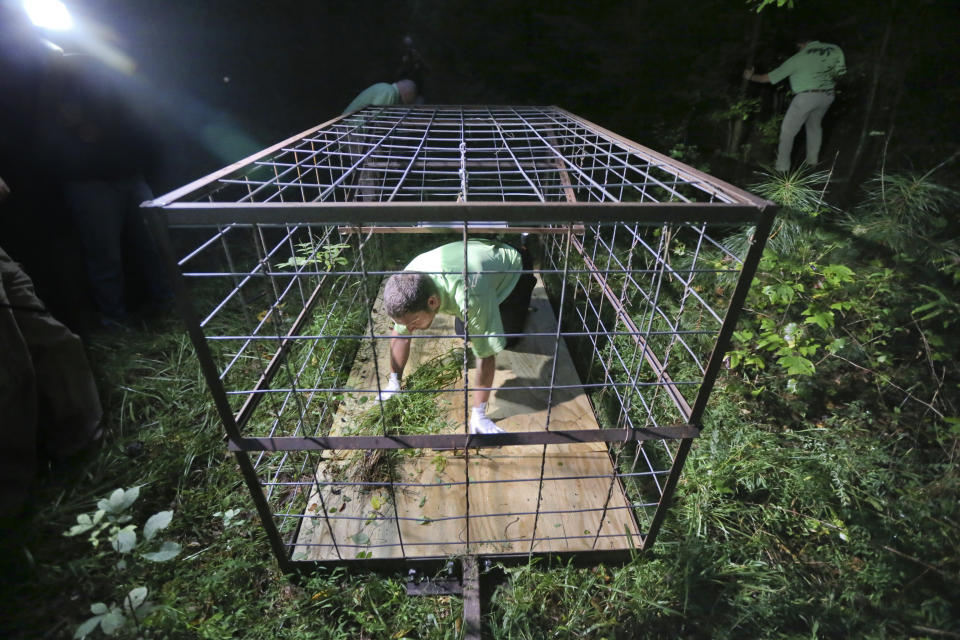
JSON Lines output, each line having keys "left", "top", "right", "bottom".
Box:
{"left": 294, "top": 278, "right": 641, "bottom": 561}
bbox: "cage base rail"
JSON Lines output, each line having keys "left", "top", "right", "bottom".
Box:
{"left": 227, "top": 425, "right": 701, "bottom": 452}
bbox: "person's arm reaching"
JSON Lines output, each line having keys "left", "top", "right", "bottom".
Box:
{"left": 390, "top": 329, "right": 410, "bottom": 376}
{"left": 473, "top": 355, "right": 496, "bottom": 406}
{"left": 743, "top": 68, "right": 771, "bottom": 83}
{"left": 379, "top": 329, "right": 411, "bottom": 401}
{"left": 469, "top": 354, "right": 504, "bottom": 434}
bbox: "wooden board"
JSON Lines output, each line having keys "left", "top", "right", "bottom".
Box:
{"left": 294, "top": 277, "right": 641, "bottom": 561}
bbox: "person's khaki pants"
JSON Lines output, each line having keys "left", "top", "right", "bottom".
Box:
{"left": 777, "top": 90, "right": 835, "bottom": 172}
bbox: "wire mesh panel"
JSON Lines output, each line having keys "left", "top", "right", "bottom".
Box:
{"left": 144, "top": 106, "right": 775, "bottom": 570}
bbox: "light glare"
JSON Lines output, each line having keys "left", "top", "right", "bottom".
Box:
{"left": 23, "top": 0, "right": 74, "bottom": 31}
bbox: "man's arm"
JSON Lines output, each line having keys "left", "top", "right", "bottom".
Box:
{"left": 376, "top": 329, "right": 410, "bottom": 402}
{"left": 389, "top": 328, "right": 411, "bottom": 376}
{"left": 474, "top": 354, "right": 496, "bottom": 406}
{"left": 743, "top": 68, "right": 771, "bottom": 83}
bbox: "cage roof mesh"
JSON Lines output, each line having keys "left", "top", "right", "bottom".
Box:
{"left": 152, "top": 105, "right": 764, "bottom": 214}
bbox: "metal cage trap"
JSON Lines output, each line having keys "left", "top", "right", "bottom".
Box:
{"left": 144, "top": 105, "right": 775, "bottom": 595}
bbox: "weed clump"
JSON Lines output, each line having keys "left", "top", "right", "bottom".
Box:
{"left": 341, "top": 348, "right": 464, "bottom": 484}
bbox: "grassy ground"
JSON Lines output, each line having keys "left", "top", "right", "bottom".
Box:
{"left": 2, "top": 240, "right": 959, "bottom": 639}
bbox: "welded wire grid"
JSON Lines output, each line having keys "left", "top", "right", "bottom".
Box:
{"left": 147, "top": 105, "right": 771, "bottom": 566}
{"left": 154, "top": 105, "right": 747, "bottom": 206}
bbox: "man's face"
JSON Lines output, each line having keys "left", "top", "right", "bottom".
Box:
{"left": 394, "top": 309, "right": 437, "bottom": 331}
{"left": 393, "top": 295, "right": 440, "bottom": 331}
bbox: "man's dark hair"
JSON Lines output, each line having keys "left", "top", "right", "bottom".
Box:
{"left": 383, "top": 272, "right": 436, "bottom": 318}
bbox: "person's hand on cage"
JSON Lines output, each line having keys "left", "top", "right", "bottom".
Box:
{"left": 469, "top": 403, "right": 505, "bottom": 435}
{"left": 378, "top": 372, "right": 401, "bottom": 402}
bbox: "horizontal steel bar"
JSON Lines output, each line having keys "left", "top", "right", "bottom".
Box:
{"left": 292, "top": 530, "right": 635, "bottom": 551}
{"left": 150, "top": 201, "right": 765, "bottom": 226}
{"left": 228, "top": 425, "right": 701, "bottom": 452}
{"left": 205, "top": 328, "right": 716, "bottom": 341}
{"left": 261, "top": 471, "right": 668, "bottom": 490}
{"left": 286, "top": 548, "right": 643, "bottom": 572}
{"left": 336, "top": 224, "right": 585, "bottom": 235}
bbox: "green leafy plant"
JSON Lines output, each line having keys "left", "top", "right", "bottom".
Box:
{"left": 726, "top": 242, "right": 856, "bottom": 394}
{"left": 213, "top": 507, "right": 244, "bottom": 531}
{"left": 751, "top": 165, "right": 832, "bottom": 217}
{"left": 73, "top": 587, "right": 158, "bottom": 639}
{"left": 846, "top": 172, "right": 957, "bottom": 256}
{"left": 712, "top": 96, "right": 761, "bottom": 123}
{"left": 65, "top": 487, "right": 181, "bottom": 565}
{"left": 276, "top": 241, "right": 351, "bottom": 271}
{"left": 342, "top": 349, "right": 464, "bottom": 484}
{"left": 65, "top": 487, "right": 181, "bottom": 638}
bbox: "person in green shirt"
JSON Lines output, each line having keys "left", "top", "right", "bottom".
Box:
{"left": 342, "top": 79, "right": 417, "bottom": 114}
{"left": 379, "top": 240, "right": 536, "bottom": 434}
{"left": 744, "top": 38, "right": 846, "bottom": 171}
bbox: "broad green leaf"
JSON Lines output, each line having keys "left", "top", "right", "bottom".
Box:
{"left": 141, "top": 541, "right": 181, "bottom": 562}
{"left": 777, "top": 355, "right": 815, "bottom": 376}
{"left": 111, "top": 528, "right": 137, "bottom": 554}
{"left": 802, "top": 310, "right": 834, "bottom": 330}
{"left": 120, "top": 487, "right": 140, "bottom": 510}
{"left": 90, "top": 603, "right": 109, "bottom": 615}
{"left": 143, "top": 511, "right": 173, "bottom": 541}
{"left": 124, "top": 587, "right": 148, "bottom": 611}
{"left": 350, "top": 532, "right": 370, "bottom": 545}
{"left": 66, "top": 521, "right": 95, "bottom": 537}
{"left": 74, "top": 616, "right": 102, "bottom": 639}
{"left": 100, "top": 610, "right": 126, "bottom": 636}
{"left": 106, "top": 488, "right": 126, "bottom": 512}
{"left": 822, "top": 264, "right": 855, "bottom": 284}
{"left": 827, "top": 338, "right": 846, "bottom": 354}
{"left": 103, "top": 487, "right": 139, "bottom": 514}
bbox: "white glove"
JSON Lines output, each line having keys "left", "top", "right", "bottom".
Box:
{"left": 470, "top": 403, "right": 505, "bottom": 434}
{"left": 378, "top": 373, "right": 401, "bottom": 402}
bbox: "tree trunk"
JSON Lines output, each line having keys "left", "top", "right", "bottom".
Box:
{"left": 844, "top": 0, "right": 898, "bottom": 188}
{"left": 727, "top": 11, "right": 762, "bottom": 156}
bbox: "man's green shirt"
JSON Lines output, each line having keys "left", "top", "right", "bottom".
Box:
{"left": 343, "top": 82, "right": 401, "bottom": 114}
{"left": 394, "top": 240, "right": 522, "bottom": 358}
{"left": 768, "top": 41, "right": 846, "bottom": 93}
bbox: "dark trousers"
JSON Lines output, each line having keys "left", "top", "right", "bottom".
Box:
{"left": 64, "top": 178, "right": 171, "bottom": 319}
{"left": 0, "top": 246, "right": 102, "bottom": 519}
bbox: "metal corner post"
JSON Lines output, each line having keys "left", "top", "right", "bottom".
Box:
{"left": 142, "top": 204, "right": 295, "bottom": 572}
{"left": 641, "top": 204, "right": 778, "bottom": 551}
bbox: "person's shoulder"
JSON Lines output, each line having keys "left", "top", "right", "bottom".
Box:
{"left": 805, "top": 41, "right": 842, "bottom": 55}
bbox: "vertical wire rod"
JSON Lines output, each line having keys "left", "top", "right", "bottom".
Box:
{"left": 355, "top": 223, "right": 408, "bottom": 559}
{"left": 528, "top": 224, "right": 575, "bottom": 553}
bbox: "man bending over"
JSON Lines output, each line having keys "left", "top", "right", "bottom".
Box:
{"left": 379, "top": 239, "right": 535, "bottom": 434}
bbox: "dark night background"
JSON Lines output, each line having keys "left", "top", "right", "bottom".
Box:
{"left": 1, "top": 0, "right": 958, "bottom": 330}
